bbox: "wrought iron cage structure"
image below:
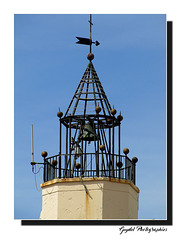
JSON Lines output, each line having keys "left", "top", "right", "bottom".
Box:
{"left": 31, "top": 15, "right": 138, "bottom": 186}
{"left": 37, "top": 60, "right": 138, "bottom": 185}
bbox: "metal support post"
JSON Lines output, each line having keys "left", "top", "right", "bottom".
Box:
{"left": 97, "top": 115, "right": 99, "bottom": 176}
{"left": 58, "top": 118, "right": 62, "bottom": 178}
{"left": 112, "top": 118, "right": 115, "bottom": 177}
{"left": 69, "top": 118, "right": 72, "bottom": 177}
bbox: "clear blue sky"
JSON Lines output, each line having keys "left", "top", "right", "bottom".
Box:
{"left": 14, "top": 14, "right": 166, "bottom": 219}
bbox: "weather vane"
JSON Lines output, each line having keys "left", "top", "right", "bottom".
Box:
{"left": 76, "top": 14, "right": 100, "bottom": 56}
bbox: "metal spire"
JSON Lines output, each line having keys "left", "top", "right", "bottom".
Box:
{"left": 89, "top": 14, "right": 93, "bottom": 53}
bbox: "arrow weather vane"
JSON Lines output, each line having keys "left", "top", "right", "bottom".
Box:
{"left": 76, "top": 14, "right": 100, "bottom": 55}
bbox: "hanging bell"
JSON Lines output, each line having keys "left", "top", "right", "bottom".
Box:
{"left": 80, "top": 122, "right": 98, "bottom": 141}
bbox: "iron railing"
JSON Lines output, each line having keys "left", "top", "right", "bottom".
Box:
{"left": 42, "top": 153, "right": 137, "bottom": 185}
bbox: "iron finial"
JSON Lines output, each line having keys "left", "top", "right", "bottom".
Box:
{"left": 76, "top": 14, "right": 100, "bottom": 61}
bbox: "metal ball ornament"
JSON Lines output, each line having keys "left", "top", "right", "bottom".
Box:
{"left": 57, "top": 111, "right": 63, "bottom": 118}
{"left": 100, "top": 145, "right": 105, "bottom": 151}
{"left": 87, "top": 53, "right": 94, "bottom": 61}
{"left": 95, "top": 106, "right": 101, "bottom": 114}
{"left": 75, "top": 163, "right": 81, "bottom": 169}
{"left": 117, "top": 114, "right": 123, "bottom": 121}
{"left": 132, "top": 157, "right": 138, "bottom": 164}
{"left": 110, "top": 108, "right": 117, "bottom": 115}
{"left": 41, "top": 151, "right": 48, "bottom": 158}
{"left": 117, "top": 161, "right": 123, "bottom": 168}
{"left": 123, "top": 148, "right": 129, "bottom": 155}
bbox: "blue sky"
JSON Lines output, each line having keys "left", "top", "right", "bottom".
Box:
{"left": 14, "top": 14, "right": 166, "bottom": 219}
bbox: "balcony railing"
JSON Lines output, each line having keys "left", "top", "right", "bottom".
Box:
{"left": 42, "top": 153, "right": 137, "bottom": 185}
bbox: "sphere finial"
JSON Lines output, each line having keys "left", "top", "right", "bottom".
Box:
{"left": 110, "top": 105, "right": 117, "bottom": 115}
{"left": 87, "top": 53, "right": 94, "bottom": 61}
{"left": 95, "top": 105, "right": 101, "bottom": 114}
{"left": 76, "top": 163, "right": 81, "bottom": 169}
{"left": 132, "top": 157, "right": 138, "bottom": 164}
{"left": 100, "top": 145, "right": 105, "bottom": 151}
{"left": 117, "top": 161, "right": 123, "bottom": 168}
{"left": 117, "top": 113, "right": 123, "bottom": 121}
{"left": 57, "top": 108, "right": 63, "bottom": 118}
{"left": 123, "top": 148, "right": 129, "bottom": 155}
{"left": 41, "top": 151, "right": 48, "bottom": 158}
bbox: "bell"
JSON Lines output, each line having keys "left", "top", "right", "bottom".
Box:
{"left": 80, "top": 122, "right": 98, "bottom": 141}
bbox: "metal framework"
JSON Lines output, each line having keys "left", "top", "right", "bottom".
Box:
{"left": 31, "top": 14, "right": 138, "bottom": 185}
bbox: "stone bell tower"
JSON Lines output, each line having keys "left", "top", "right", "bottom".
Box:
{"left": 31, "top": 14, "right": 139, "bottom": 220}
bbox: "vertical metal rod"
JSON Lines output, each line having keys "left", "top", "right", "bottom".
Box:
{"left": 58, "top": 118, "right": 62, "bottom": 178}
{"left": 69, "top": 118, "right": 72, "bottom": 177}
{"left": 132, "top": 162, "right": 136, "bottom": 185}
{"left": 90, "top": 14, "right": 92, "bottom": 54}
{"left": 84, "top": 141, "right": 87, "bottom": 175}
{"left": 71, "top": 156, "right": 76, "bottom": 177}
{"left": 101, "top": 151, "right": 103, "bottom": 176}
{"left": 118, "top": 123, "right": 121, "bottom": 160}
{"left": 93, "top": 132, "right": 97, "bottom": 177}
{"left": 97, "top": 115, "right": 99, "bottom": 176}
{"left": 31, "top": 124, "right": 34, "bottom": 172}
{"left": 55, "top": 157, "right": 57, "bottom": 178}
{"left": 53, "top": 157, "right": 55, "bottom": 179}
{"left": 125, "top": 156, "right": 128, "bottom": 179}
{"left": 134, "top": 163, "right": 136, "bottom": 185}
{"left": 112, "top": 118, "right": 115, "bottom": 177}
{"left": 115, "top": 155, "right": 117, "bottom": 177}
{"left": 65, "top": 126, "right": 68, "bottom": 177}
{"left": 31, "top": 124, "right": 34, "bottom": 162}
{"left": 109, "top": 127, "right": 111, "bottom": 177}
{"left": 43, "top": 158, "right": 46, "bottom": 182}
{"left": 119, "top": 156, "right": 121, "bottom": 179}
{"left": 118, "top": 123, "right": 121, "bottom": 179}
{"left": 91, "top": 153, "right": 92, "bottom": 176}
{"left": 81, "top": 125, "right": 84, "bottom": 176}
{"left": 45, "top": 158, "right": 48, "bottom": 182}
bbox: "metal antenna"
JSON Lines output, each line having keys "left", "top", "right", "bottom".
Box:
{"left": 31, "top": 124, "right": 34, "bottom": 171}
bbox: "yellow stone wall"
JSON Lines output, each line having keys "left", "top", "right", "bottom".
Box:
{"left": 40, "top": 177, "right": 139, "bottom": 220}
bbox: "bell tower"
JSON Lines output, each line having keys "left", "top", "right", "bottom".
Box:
{"left": 31, "top": 15, "right": 139, "bottom": 220}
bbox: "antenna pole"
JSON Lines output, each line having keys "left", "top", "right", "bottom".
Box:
{"left": 31, "top": 124, "right": 34, "bottom": 171}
